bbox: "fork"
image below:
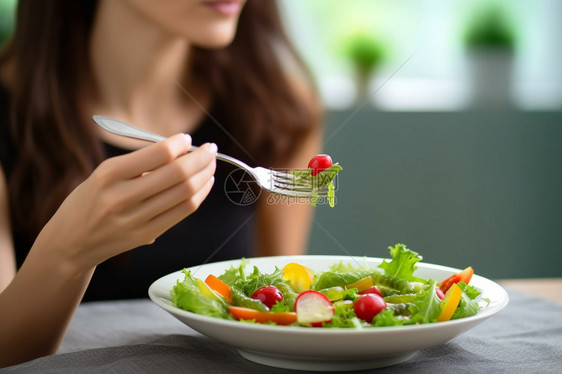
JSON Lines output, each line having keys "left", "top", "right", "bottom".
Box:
{"left": 92, "top": 115, "right": 326, "bottom": 198}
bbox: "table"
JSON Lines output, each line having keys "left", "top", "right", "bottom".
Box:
{"left": 499, "top": 278, "right": 562, "bottom": 306}
{"left": 2, "top": 282, "right": 562, "bottom": 373}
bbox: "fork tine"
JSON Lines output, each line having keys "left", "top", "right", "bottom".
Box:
{"left": 272, "top": 184, "right": 329, "bottom": 196}
{"left": 271, "top": 170, "right": 332, "bottom": 196}
{"left": 272, "top": 184, "right": 328, "bottom": 192}
{"left": 273, "top": 179, "right": 328, "bottom": 190}
{"left": 271, "top": 171, "right": 296, "bottom": 181}
{"left": 272, "top": 178, "right": 329, "bottom": 189}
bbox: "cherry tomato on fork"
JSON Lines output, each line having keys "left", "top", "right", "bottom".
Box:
{"left": 308, "top": 154, "right": 333, "bottom": 176}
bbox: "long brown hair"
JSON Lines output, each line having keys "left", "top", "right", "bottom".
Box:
{"left": 0, "top": 0, "right": 321, "bottom": 238}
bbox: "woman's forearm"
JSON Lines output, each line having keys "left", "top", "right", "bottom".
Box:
{"left": 0, "top": 241, "right": 94, "bottom": 368}
{"left": 0, "top": 135, "right": 217, "bottom": 368}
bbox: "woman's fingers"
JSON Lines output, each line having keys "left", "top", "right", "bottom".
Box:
{"left": 132, "top": 142, "right": 218, "bottom": 201}
{"left": 104, "top": 134, "right": 192, "bottom": 180}
{"left": 132, "top": 155, "right": 217, "bottom": 221}
{"left": 144, "top": 175, "right": 216, "bottom": 241}
{"left": 107, "top": 140, "right": 217, "bottom": 245}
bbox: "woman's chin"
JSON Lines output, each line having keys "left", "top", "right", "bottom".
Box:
{"left": 193, "top": 32, "right": 238, "bottom": 49}
{"left": 186, "top": 21, "right": 240, "bottom": 49}
{"left": 196, "top": 37, "right": 235, "bottom": 49}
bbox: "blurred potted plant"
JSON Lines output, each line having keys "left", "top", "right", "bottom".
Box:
{"left": 463, "top": 3, "right": 517, "bottom": 109}
{"left": 343, "top": 32, "right": 387, "bottom": 103}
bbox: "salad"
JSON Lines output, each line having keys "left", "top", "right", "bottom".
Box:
{"left": 170, "top": 244, "right": 485, "bottom": 328}
{"left": 291, "top": 154, "right": 342, "bottom": 207}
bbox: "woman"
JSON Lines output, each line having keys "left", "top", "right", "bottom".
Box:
{"left": 0, "top": 0, "right": 321, "bottom": 367}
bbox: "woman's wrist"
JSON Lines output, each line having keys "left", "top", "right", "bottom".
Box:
{"left": 28, "top": 230, "right": 96, "bottom": 283}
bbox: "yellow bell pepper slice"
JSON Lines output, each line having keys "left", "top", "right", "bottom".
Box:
{"left": 283, "top": 263, "right": 314, "bottom": 293}
{"left": 197, "top": 279, "right": 218, "bottom": 299}
{"left": 344, "top": 276, "right": 373, "bottom": 292}
{"left": 437, "top": 283, "right": 463, "bottom": 322}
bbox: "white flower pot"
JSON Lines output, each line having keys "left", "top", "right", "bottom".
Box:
{"left": 466, "top": 47, "right": 514, "bottom": 109}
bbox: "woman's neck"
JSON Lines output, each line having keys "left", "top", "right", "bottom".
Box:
{"left": 88, "top": 0, "right": 208, "bottom": 142}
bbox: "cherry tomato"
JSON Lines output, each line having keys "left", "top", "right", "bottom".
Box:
{"left": 251, "top": 286, "right": 284, "bottom": 309}
{"left": 439, "top": 267, "right": 474, "bottom": 293}
{"left": 358, "top": 286, "right": 382, "bottom": 297}
{"left": 353, "top": 294, "right": 387, "bottom": 323}
{"left": 308, "top": 154, "right": 333, "bottom": 176}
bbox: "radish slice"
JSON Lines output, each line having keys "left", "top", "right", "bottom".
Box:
{"left": 295, "top": 290, "right": 335, "bottom": 325}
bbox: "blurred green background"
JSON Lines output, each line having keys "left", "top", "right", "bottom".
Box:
{"left": 1, "top": 0, "right": 560, "bottom": 279}
{"left": 0, "top": 0, "right": 15, "bottom": 45}
{"left": 310, "top": 111, "right": 562, "bottom": 280}
{"left": 279, "top": 0, "right": 562, "bottom": 280}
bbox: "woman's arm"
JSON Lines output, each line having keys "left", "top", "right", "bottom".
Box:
{"left": 0, "top": 134, "right": 217, "bottom": 367}
{"left": 0, "top": 166, "right": 16, "bottom": 293}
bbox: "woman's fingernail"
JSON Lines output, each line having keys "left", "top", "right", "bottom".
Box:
{"left": 208, "top": 143, "right": 218, "bottom": 153}
{"left": 183, "top": 134, "right": 192, "bottom": 145}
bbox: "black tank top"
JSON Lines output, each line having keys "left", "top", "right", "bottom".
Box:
{"left": 0, "top": 85, "right": 256, "bottom": 301}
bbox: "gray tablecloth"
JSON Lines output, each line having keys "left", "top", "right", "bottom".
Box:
{"left": 2, "top": 289, "right": 561, "bottom": 373}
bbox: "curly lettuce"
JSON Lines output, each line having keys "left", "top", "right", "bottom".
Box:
{"left": 378, "top": 244, "right": 425, "bottom": 283}
{"left": 290, "top": 163, "right": 342, "bottom": 207}
{"left": 170, "top": 270, "right": 232, "bottom": 319}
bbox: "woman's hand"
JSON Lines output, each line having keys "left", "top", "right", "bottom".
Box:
{"left": 34, "top": 133, "right": 216, "bottom": 273}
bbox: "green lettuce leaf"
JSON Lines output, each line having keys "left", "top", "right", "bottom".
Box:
{"left": 218, "top": 259, "right": 249, "bottom": 286}
{"left": 226, "top": 265, "right": 298, "bottom": 310}
{"left": 312, "top": 271, "right": 371, "bottom": 290}
{"left": 408, "top": 280, "right": 442, "bottom": 323}
{"left": 372, "top": 309, "right": 408, "bottom": 327}
{"left": 170, "top": 269, "right": 232, "bottom": 319}
{"left": 270, "top": 300, "right": 291, "bottom": 313}
{"left": 458, "top": 282, "right": 481, "bottom": 299}
{"left": 324, "top": 303, "right": 365, "bottom": 328}
{"left": 378, "top": 244, "right": 425, "bottom": 282}
{"left": 342, "top": 287, "right": 360, "bottom": 301}
{"left": 235, "top": 266, "right": 286, "bottom": 296}
{"left": 451, "top": 282, "right": 481, "bottom": 320}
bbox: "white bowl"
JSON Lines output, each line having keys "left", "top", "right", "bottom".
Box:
{"left": 148, "top": 256, "right": 508, "bottom": 372}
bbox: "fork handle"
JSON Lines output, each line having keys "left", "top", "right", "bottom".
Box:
{"left": 92, "top": 115, "right": 252, "bottom": 170}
